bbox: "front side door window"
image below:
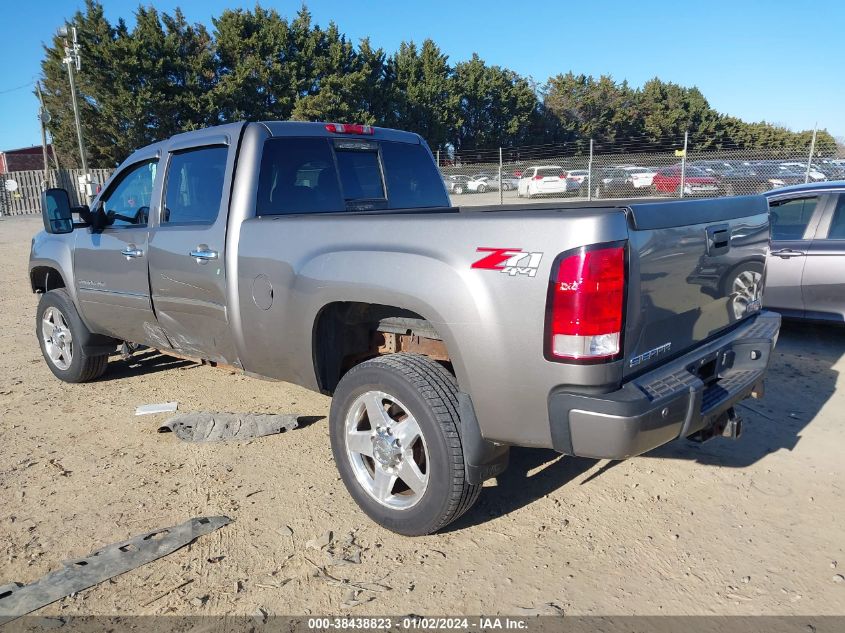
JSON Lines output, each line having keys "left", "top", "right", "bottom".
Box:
{"left": 100, "top": 161, "right": 157, "bottom": 227}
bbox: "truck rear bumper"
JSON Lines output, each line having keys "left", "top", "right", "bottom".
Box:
{"left": 548, "top": 311, "right": 781, "bottom": 459}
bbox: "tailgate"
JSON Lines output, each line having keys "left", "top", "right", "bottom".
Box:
{"left": 622, "top": 196, "right": 770, "bottom": 378}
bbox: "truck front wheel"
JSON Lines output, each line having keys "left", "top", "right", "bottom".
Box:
{"left": 329, "top": 353, "right": 481, "bottom": 535}
{"left": 36, "top": 289, "right": 109, "bottom": 383}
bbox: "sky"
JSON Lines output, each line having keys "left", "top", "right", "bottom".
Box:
{"left": 1, "top": 0, "right": 843, "bottom": 152}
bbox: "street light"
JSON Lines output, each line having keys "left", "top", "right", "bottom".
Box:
{"left": 57, "top": 24, "right": 91, "bottom": 198}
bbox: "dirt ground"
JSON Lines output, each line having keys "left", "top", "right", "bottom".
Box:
{"left": 1, "top": 214, "right": 844, "bottom": 617}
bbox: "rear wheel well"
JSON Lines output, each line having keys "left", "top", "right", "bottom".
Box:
{"left": 31, "top": 267, "right": 66, "bottom": 294}
{"left": 313, "top": 302, "right": 451, "bottom": 394}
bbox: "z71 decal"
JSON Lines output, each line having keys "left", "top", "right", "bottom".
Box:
{"left": 471, "top": 248, "right": 544, "bottom": 277}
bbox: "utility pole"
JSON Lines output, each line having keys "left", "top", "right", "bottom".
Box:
{"left": 35, "top": 82, "right": 51, "bottom": 189}
{"left": 587, "top": 139, "right": 594, "bottom": 201}
{"left": 679, "top": 131, "right": 689, "bottom": 198}
{"left": 498, "top": 147, "right": 503, "bottom": 205}
{"left": 805, "top": 124, "right": 818, "bottom": 184}
{"left": 58, "top": 25, "right": 90, "bottom": 198}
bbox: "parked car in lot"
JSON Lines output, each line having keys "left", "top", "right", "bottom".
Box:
{"left": 466, "top": 173, "right": 519, "bottom": 193}
{"left": 31, "top": 121, "right": 780, "bottom": 535}
{"left": 444, "top": 174, "right": 471, "bottom": 195}
{"left": 517, "top": 165, "right": 579, "bottom": 198}
{"left": 764, "top": 181, "right": 845, "bottom": 322}
{"left": 622, "top": 166, "right": 658, "bottom": 189}
{"left": 720, "top": 164, "right": 805, "bottom": 196}
{"left": 781, "top": 162, "right": 826, "bottom": 182}
{"left": 651, "top": 165, "right": 720, "bottom": 196}
{"left": 564, "top": 169, "right": 589, "bottom": 185}
{"left": 593, "top": 168, "right": 635, "bottom": 198}
{"left": 693, "top": 160, "right": 737, "bottom": 178}
{"left": 817, "top": 162, "right": 845, "bottom": 180}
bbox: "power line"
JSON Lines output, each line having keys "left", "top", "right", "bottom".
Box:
{"left": 0, "top": 80, "right": 36, "bottom": 96}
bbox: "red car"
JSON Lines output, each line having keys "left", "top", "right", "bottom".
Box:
{"left": 652, "top": 165, "right": 720, "bottom": 196}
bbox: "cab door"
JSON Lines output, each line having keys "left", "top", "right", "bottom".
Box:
{"left": 764, "top": 194, "right": 825, "bottom": 318}
{"left": 73, "top": 158, "right": 162, "bottom": 345}
{"left": 147, "top": 137, "right": 238, "bottom": 364}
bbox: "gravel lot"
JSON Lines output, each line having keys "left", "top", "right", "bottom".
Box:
{"left": 1, "top": 214, "right": 844, "bottom": 617}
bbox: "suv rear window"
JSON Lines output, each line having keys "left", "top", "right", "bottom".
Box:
{"left": 257, "top": 137, "right": 449, "bottom": 215}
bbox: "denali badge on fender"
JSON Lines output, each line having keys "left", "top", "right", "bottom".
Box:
{"left": 629, "top": 342, "right": 672, "bottom": 368}
{"left": 472, "top": 247, "right": 543, "bottom": 277}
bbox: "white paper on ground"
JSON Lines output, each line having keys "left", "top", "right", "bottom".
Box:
{"left": 135, "top": 402, "right": 179, "bottom": 416}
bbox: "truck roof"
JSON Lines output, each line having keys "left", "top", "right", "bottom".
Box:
{"left": 260, "top": 121, "right": 423, "bottom": 144}
{"left": 118, "top": 121, "right": 424, "bottom": 173}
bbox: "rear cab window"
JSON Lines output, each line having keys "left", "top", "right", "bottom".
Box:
{"left": 256, "top": 137, "right": 449, "bottom": 215}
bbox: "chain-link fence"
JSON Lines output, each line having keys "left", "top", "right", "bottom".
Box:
{"left": 439, "top": 135, "right": 845, "bottom": 206}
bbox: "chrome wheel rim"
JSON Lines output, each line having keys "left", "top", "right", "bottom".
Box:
{"left": 42, "top": 306, "right": 73, "bottom": 370}
{"left": 731, "top": 270, "right": 762, "bottom": 319}
{"left": 344, "top": 390, "right": 429, "bottom": 510}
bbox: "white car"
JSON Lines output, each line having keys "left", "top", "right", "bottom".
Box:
{"left": 780, "top": 162, "right": 826, "bottom": 182}
{"left": 621, "top": 166, "right": 658, "bottom": 189}
{"left": 444, "top": 175, "right": 472, "bottom": 194}
{"left": 517, "top": 166, "right": 579, "bottom": 198}
{"left": 565, "top": 169, "right": 589, "bottom": 184}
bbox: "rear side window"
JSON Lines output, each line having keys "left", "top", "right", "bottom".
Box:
{"left": 256, "top": 137, "right": 448, "bottom": 215}
{"left": 163, "top": 146, "right": 228, "bottom": 224}
{"left": 770, "top": 197, "right": 817, "bottom": 240}
{"left": 826, "top": 195, "right": 845, "bottom": 240}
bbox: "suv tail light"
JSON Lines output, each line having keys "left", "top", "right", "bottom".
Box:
{"left": 533, "top": 175, "right": 543, "bottom": 180}
{"left": 546, "top": 243, "right": 626, "bottom": 362}
{"left": 325, "top": 123, "right": 374, "bottom": 135}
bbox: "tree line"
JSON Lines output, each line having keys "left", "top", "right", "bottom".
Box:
{"left": 40, "top": 1, "right": 837, "bottom": 168}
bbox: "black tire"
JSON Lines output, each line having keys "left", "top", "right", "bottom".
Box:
{"left": 36, "top": 289, "right": 109, "bottom": 383}
{"left": 477, "top": 184, "right": 487, "bottom": 194}
{"left": 329, "top": 353, "right": 481, "bottom": 536}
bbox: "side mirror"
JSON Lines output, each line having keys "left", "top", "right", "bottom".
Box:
{"left": 41, "top": 188, "right": 74, "bottom": 234}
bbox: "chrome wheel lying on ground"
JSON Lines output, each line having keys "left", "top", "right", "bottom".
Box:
{"left": 330, "top": 353, "right": 480, "bottom": 535}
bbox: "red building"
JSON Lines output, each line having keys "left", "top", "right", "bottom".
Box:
{"left": 0, "top": 145, "right": 55, "bottom": 173}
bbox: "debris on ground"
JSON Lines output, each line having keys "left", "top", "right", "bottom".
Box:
{"left": 833, "top": 574, "right": 845, "bottom": 583}
{"left": 306, "top": 530, "right": 333, "bottom": 551}
{"left": 135, "top": 402, "right": 178, "bottom": 416}
{"left": 514, "top": 602, "right": 565, "bottom": 616}
{"left": 157, "top": 412, "right": 299, "bottom": 442}
{"left": 0, "top": 516, "right": 231, "bottom": 623}
{"left": 341, "top": 588, "right": 374, "bottom": 609}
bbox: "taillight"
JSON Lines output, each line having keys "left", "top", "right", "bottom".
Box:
{"left": 325, "top": 123, "right": 375, "bottom": 135}
{"left": 533, "top": 175, "right": 543, "bottom": 180}
{"left": 559, "top": 172, "right": 567, "bottom": 179}
{"left": 546, "top": 244, "right": 626, "bottom": 362}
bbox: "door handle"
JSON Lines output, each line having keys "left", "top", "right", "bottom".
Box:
{"left": 121, "top": 246, "right": 144, "bottom": 259}
{"left": 770, "top": 248, "right": 805, "bottom": 259}
{"left": 189, "top": 247, "right": 218, "bottom": 264}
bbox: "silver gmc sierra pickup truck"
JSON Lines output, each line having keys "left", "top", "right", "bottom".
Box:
{"left": 31, "top": 121, "right": 780, "bottom": 535}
